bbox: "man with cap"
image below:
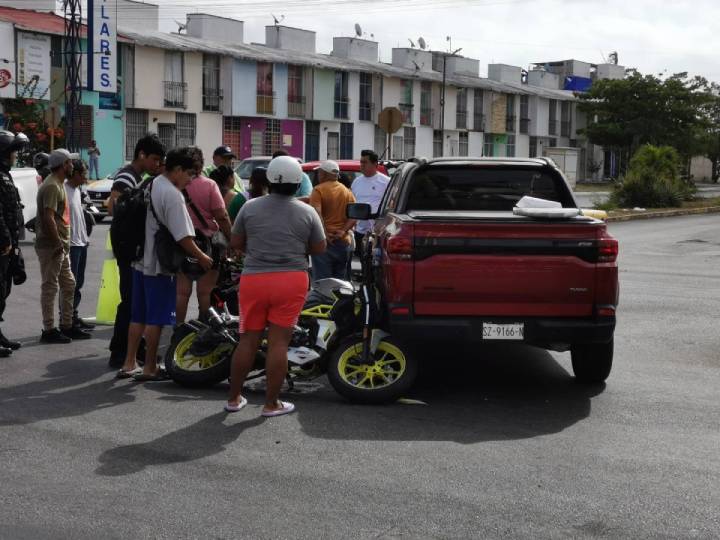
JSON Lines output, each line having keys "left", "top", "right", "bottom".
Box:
{"left": 0, "top": 130, "right": 30, "bottom": 356}
{"left": 35, "top": 149, "right": 91, "bottom": 344}
{"left": 203, "top": 145, "right": 245, "bottom": 194}
{"left": 309, "top": 160, "right": 356, "bottom": 281}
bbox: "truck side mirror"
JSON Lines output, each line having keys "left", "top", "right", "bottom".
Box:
{"left": 347, "top": 203, "right": 374, "bottom": 221}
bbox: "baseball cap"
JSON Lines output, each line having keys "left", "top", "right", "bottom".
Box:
{"left": 48, "top": 149, "right": 72, "bottom": 169}
{"left": 314, "top": 160, "right": 340, "bottom": 175}
{"left": 213, "top": 145, "right": 236, "bottom": 158}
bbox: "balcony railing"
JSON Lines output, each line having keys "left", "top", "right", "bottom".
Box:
{"left": 506, "top": 115, "right": 516, "bottom": 133}
{"left": 520, "top": 117, "right": 530, "bottom": 134}
{"left": 257, "top": 92, "right": 276, "bottom": 115}
{"left": 202, "top": 88, "right": 223, "bottom": 112}
{"left": 561, "top": 121, "right": 572, "bottom": 137}
{"left": 288, "top": 96, "right": 306, "bottom": 118}
{"left": 473, "top": 113, "right": 485, "bottom": 132}
{"left": 334, "top": 98, "right": 349, "bottom": 119}
{"left": 549, "top": 120, "right": 558, "bottom": 136}
{"left": 163, "top": 81, "right": 187, "bottom": 109}
{"left": 359, "top": 101, "right": 374, "bottom": 122}
{"left": 456, "top": 110, "right": 467, "bottom": 130}
{"left": 399, "top": 103, "right": 414, "bottom": 125}
{"left": 420, "top": 107, "right": 434, "bottom": 127}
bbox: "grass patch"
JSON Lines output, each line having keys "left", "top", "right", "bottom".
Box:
{"left": 606, "top": 197, "right": 720, "bottom": 218}
{"left": 574, "top": 182, "right": 614, "bottom": 192}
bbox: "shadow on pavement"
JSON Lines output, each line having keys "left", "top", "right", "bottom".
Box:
{"left": 0, "top": 355, "right": 138, "bottom": 426}
{"left": 95, "top": 413, "right": 264, "bottom": 476}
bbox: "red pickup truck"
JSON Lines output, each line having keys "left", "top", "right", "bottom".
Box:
{"left": 366, "top": 157, "right": 619, "bottom": 383}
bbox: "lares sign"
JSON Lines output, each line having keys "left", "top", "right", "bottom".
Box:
{"left": 88, "top": 0, "right": 117, "bottom": 93}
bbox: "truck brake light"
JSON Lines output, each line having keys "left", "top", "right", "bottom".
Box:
{"left": 598, "top": 237, "right": 618, "bottom": 263}
{"left": 387, "top": 235, "right": 413, "bottom": 260}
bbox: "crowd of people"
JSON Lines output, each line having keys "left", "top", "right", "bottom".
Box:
{"left": 0, "top": 130, "right": 390, "bottom": 417}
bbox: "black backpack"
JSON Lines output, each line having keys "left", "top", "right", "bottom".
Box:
{"left": 110, "top": 178, "right": 151, "bottom": 262}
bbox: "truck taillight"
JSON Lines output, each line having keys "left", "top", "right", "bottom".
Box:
{"left": 598, "top": 237, "right": 618, "bottom": 263}
{"left": 387, "top": 235, "right": 413, "bottom": 260}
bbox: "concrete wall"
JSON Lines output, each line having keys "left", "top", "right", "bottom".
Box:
{"left": 313, "top": 69, "right": 335, "bottom": 121}
{"left": 185, "top": 51, "right": 203, "bottom": 112}
{"left": 530, "top": 96, "right": 550, "bottom": 137}
{"left": 528, "top": 70, "right": 561, "bottom": 90}
{"left": 274, "top": 63, "right": 288, "bottom": 119}
{"left": 416, "top": 126, "right": 433, "bottom": 158}
{"left": 187, "top": 13, "right": 244, "bottom": 44}
{"left": 79, "top": 91, "right": 125, "bottom": 176}
{"left": 596, "top": 63, "right": 625, "bottom": 81}
{"left": 391, "top": 48, "right": 434, "bottom": 72}
{"left": 445, "top": 56, "right": 479, "bottom": 77}
{"left": 469, "top": 131, "right": 484, "bottom": 157}
{"left": 353, "top": 122, "right": 375, "bottom": 158}
{"left": 265, "top": 26, "right": 316, "bottom": 53}
{"left": 117, "top": 0, "right": 159, "bottom": 32}
{"left": 231, "top": 59, "right": 256, "bottom": 117}
{"left": 690, "top": 156, "right": 713, "bottom": 182}
{"left": 0, "top": 0, "right": 54, "bottom": 11}
{"left": 196, "top": 112, "right": 222, "bottom": 164}
{"left": 133, "top": 46, "right": 165, "bottom": 110}
{"left": 488, "top": 64, "right": 522, "bottom": 85}
{"left": 332, "top": 37, "right": 378, "bottom": 62}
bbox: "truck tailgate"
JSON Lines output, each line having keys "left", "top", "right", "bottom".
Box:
{"left": 411, "top": 219, "right": 602, "bottom": 317}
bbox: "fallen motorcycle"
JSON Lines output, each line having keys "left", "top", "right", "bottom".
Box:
{"left": 164, "top": 234, "right": 417, "bottom": 404}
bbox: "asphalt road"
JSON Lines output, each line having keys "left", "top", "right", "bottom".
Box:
{"left": 1, "top": 216, "right": 718, "bottom": 539}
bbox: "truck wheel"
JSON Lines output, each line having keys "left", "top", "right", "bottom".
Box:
{"left": 164, "top": 325, "right": 234, "bottom": 387}
{"left": 327, "top": 336, "right": 418, "bottom": 404}
{"left": 571, "top": 339, "right": 613, "bottom": 383}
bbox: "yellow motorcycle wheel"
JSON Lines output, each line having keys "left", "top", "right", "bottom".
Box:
{"left": 327, "top": 336, "right": 417, "bottom": 404}
{"left": 165, "top": 326, "right": 235, "bottom": 387}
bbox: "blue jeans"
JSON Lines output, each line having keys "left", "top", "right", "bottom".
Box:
{"left": 312, "top": 241, "right": 352, "bottom": 281}
{"left": 69, "top": 245, "right": 87, "bottom": 320}
{"left": 89, "top": 156, "right": 100, "bottom": 179}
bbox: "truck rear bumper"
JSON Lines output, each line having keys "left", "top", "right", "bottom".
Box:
{"left": 388, "top": 315, "right": 616, "bottom": 351}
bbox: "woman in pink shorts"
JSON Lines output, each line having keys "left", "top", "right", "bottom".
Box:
{"left": 225, "top": 156, "right": 326, "bottom": 417}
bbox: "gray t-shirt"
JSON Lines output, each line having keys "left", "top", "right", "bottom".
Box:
{"left": 133, "top": 175, "right": 195, "bottom": 277}
{"left": 232, "top": 193, "right": 325, "bottom": 275}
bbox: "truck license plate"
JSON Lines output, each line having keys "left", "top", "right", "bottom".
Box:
{"left": 482, "top": 323, "right": 524, "bottom": 341}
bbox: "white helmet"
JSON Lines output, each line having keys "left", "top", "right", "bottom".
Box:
{"left": 266, "top": 155, "right": 302, "bottom": 184}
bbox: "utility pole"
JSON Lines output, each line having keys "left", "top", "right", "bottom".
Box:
{"left": 439, "top": 46, "right": 462, "bottom": 157}
{"left": 63, "top": 0, "right": 82, "bottom": 153}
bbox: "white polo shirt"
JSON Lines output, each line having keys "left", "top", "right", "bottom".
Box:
{"left": 351, "top": 172, "right": 390, "bottom": 233}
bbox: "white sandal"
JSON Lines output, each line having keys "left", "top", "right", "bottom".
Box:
{"left": 261, "top": 401, "right": 295, "bottom": 417}
{"left": 224, "top": 396, "right": 248, "bottom": 413}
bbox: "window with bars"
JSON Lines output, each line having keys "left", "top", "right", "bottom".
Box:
{"left": 473, "top": 90, "right": 485, "bottom": 131}
{"left": 288, "top": 65, "right": 305, "bottom": 118}
{"left": 420, "top": 81, "right": 433, "bottom": 126}
{"left": 305, "top": 120, "right": 319, "bottom": 162}
{"left": 403, "top": 126, "right": 416, "bottom": 159}
{"left": 122, "top": 45, "right": 135, "bottom": 108}
{"left": 340, "top": 123, "right": 354, "bottom": 159}
{"left": 400, "top": 79, "right": 414, "bottom": 124}
{"left": 223, "top": 117, "right": 242, "bottom": 157}
{"left": 125, "top": 108, "right": 148, "bottom": 160}
{"left": 257, "top": 62, "right": 274, "bottom": 115}
{"left": 433, "top": 130, "right": 442, "bottom": 157}
{"left": 176, "top": 112, "right": 196, "bottom": 146}
{"left": 483, "top": 136, "right": 494, "bottom": 157}
{"left": 456, "top": 88, "right": 467, "bottom": 129}
{"left": 158, "top": 124, "right": 176, "bottom": 150}
{"left": 459, "top": 132, "right": 468, "bottom": 156}
{"left": 560, "top": 101, "right": 571, "bottom": 137}
{"left": 505, "top": 94, "right": 516, "bottom": 133}
{"left": 202, "top": 54, "right": 222, "bottom": 112}
{"left": 334, "top": 71, "right": 349, "bottom": 119}
{"left": 359, "top": 72, "right": 373, "bottom": 121}
{"left": 549, "top": 99, "right": 558, "bottom": 135}
{"left": 374, "top": 125, "right": 386, "bottom": 157}
{"left": 263, "top": 119, "right": 281, "bottom": 155}
{"left": 164, "top": 51, "right": 186, "bottom": 108}
{"left": 506, "top": 134, "right": 516, "bottom": 157}
{"left": 529, "top": 136, "right": 538, "bottom": 158}
{"left": 391, "top": 135, "right": 404, "bottom": 160}
{"left": 520, "top": 95, "right": 530, "bottom": 134}
{"left": 75, "top": 105, "right": 94, "bottom": 149}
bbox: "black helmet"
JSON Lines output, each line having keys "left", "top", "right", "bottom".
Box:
{"left": 33, "top": 152, "right": 49, "bottom": 170}
{"left": 0, "top": 131, "right": 29, "bottom": 159}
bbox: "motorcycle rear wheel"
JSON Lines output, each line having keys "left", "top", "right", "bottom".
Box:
{"left": 164, "top": 325, "right": 234, "bottom": 387}
{"left": 327, "top": 335, "right": 417, "bottom": 404}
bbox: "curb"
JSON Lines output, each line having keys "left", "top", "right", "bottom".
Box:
{"left": 606, "top": 206, "right": 720, "bottom": 223}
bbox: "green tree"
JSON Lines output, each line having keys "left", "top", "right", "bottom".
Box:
{"left": 577, "top": 72, "right": 716, "bottom": 175}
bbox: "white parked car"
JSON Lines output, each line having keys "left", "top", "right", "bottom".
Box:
{"left": 85, "top": 169, "right": 121, "bottom": 222}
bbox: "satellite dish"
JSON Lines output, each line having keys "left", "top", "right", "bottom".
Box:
{"left": 355, "top": 23, "right": 362, "bottom": 37}
{"left": 174, "top": 20, "right": 187, "bottom": 34}
{"left": 408, "top": 38, "right": 416, "bottom": 48}
{"left": 418, "top": 37, "right": 426, "bottom": 50}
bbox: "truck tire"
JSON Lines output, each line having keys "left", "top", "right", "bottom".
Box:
{"left": 327, "top": 335, "right": 418, "bottom": 404}
{"left": 164, "top": 325, "right": 234, "bottom": 387}
{"left": 571, "top": 339, "right": 613, "bottom": 383}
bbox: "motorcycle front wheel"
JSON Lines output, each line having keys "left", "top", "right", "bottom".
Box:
{"left": 327, "top": 336, "right": 418, "bottom": 404}
{"left": 164, "top": 325, "right": 235, "bottom": 387}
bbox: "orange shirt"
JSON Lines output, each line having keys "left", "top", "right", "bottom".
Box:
{"left": 309, "top": 180, "right": 356, "bottom": 244}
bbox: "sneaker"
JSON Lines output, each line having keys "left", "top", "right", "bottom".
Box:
{"left": 73, "top": 318, "right": 96, "bottom": 330}
{"left": 40, "top": 328, "right": 72, "bottom": 344}
{"left": 0, "top": 330, "right": 21, "bottom": 350}
{"left": 0, "top": 345, "right": 11, "bottom": 357}
{"left": 60, "top": 326, "right": 92, "bottom": 340}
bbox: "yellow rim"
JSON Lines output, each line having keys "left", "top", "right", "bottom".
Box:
{"left": 301, "top": 304, "right": 333, "bottom": 319}
{"left": 173, "top": 332, "right": 234, "bottom": 372}
{"left": 337, "top": 340, "right": 406, "bottom": 390}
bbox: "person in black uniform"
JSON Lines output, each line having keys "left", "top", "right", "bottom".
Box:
{"left": 0, "top": 130, "right": 29, "bottom": 357}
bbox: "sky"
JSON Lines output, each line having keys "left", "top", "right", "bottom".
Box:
{"left": 99, "top": 0, "right": 720, "bottom": 82}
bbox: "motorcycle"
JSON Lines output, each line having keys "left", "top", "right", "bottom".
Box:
{"left": 164, "top": 233, "right": 417, "bottom": 404}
